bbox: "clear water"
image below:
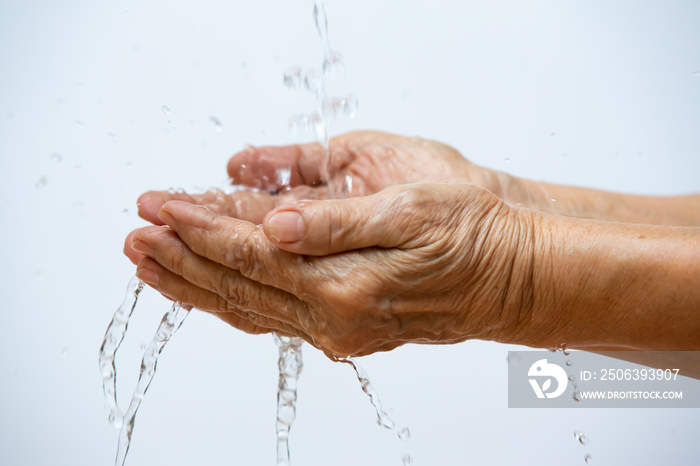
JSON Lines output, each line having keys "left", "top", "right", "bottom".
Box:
{"left": 557, "top": 348, "right": 593, "bottom": 463}
{"left": 284, "top": 0, "right": 357, "bottom": 198}
{"left": 99, "top": 276, "right": 144, "bottom": 428}
{"left": 278, "top": 3, "right": 413, "bottom": 464}
{"left": 114, "top": 302, "right": 190, "bottom": 466}
{"left": 100, "top": 277, "right": 189, "bottom": 466}
{"left": 274, "top": 335, "right": 304, "bottom": 466}
{"left": 340, "top": 357, "right": 414, "bottom": 464}
{"left": 101, "top": 2, "right": 401, "bottom": 465}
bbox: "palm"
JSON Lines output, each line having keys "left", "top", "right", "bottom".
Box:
{"left": 324, "top": 131, "right": 475, "bottom": 197}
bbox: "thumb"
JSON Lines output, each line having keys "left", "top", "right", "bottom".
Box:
{"left": 262, "top": 194, "right": 407, "bottom": 255}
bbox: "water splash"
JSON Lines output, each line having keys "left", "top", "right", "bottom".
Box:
{"left": 99, "top": 276, "right": 144, "bottom": 428}
{"left": 274, "top": 335, "right": 304, "bottom": 466}
{"left": 284, "top": 0, "right": 357, "bottom": 198}
{"left": 210, "top": 116, "right": 223, "bottom": 132}
{"left": 115, "top": 302, "right": 190, "bottom": 466}
{"left": 339, "top": 358, "right": 395, "bottom": 430}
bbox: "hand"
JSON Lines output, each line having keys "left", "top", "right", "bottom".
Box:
{"left": 135, "top": 131, "right": 498, "bottom": 226}
{"left": 227, "top": 130, "right": 494, "bottom": 197}
{"left": 124, "top": 183, "right": 537, "bottom": 357}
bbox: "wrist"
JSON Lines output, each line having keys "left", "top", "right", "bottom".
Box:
{"left": 521, "top": 213, "right": 700, "bottom": 351}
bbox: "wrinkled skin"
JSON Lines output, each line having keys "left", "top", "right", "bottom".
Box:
{"left": 125, "top": 131, "right": 533, "bottom": 357}
{"left": 126, "top": 183, "right": 536, "bottom": 357}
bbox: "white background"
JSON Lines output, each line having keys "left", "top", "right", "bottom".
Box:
{"left": 1, "top": 1, "right": 699, "bottom": 465}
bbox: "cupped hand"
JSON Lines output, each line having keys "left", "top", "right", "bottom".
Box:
{"left": 134, "top": 131, "right": 498, "bottom": 228}
{"left": 124, "top": 182, "right": 538, "bottom": 358}
{"left": 227, "top": 130, "right": 496, "bottom": 197}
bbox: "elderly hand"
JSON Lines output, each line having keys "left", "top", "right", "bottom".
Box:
{"left": 135, "top": 131, "right": 498, "bottom": 227}
{"left": 125, "top": 183, "right": 537, "bottom": 357}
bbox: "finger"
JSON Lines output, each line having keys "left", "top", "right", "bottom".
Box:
{"left": 137, "top": 190, "right": 199, "bottom": 225}
{"left": 261, "top": 186, "right": 420, "bottom": 255}
{"left": 227, "top": 140, "right": 353, "bottom": 190}
{"left": 157, "top": 201, "right": 306, "bottom": 293}
{"left": 136, "top": 256, "right": 316, "bottom": 343}
{"left": 135, "top": 256, "right": 272, "bottom": 335}
{"left": 138, "top": 186, "right": 322, "bottom": 226}
{"left": 124, "top": 229, "right": 146, "bottom": 265}
{"left": 132, "top": 225, "right": 306, "bottom": 330}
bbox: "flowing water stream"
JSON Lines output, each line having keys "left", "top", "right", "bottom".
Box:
{"left": 101, "top": 2, "right": 410, "bottom": 465}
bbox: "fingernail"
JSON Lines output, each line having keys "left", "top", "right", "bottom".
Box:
{"left": 267, "top": 211, "right": 304, "bottom": 243}
{"left": 136, "top": 267, "right": 159, "bottom": 287}
{"left": 131, "top": 240, "right": 153, "bottom": 256}
{"left": 157, "top": 209, "right": 176, "bottom": 227}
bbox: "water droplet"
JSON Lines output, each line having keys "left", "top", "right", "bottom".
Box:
{"left": 398, "top": 427, "right": 411, "bottom": 441}
{"left": 323, "top": 51, "right": 344, "bottom": 77}
{"left": 342, "top": 93, "right": 358, "bottom": 118}
{"left": 121, "top": 208, "right": 128, "bottom": 214}
{"left": 289, "top": 112, "right": 322, "bottom": 134}
{"left": 507, "top": 352, "right": 521, "bottom": 365}
{"left": 569, "top": 375, "right": 575, "bottom": 381}
{"left": 107, "top": 132, "right": 117, "bottom": 138}
{"left": 161, "top": 106, "right": 170, "bottom": 114}
{"left": 302, "top": 69, "right": 322, "bottom": 93}
{"left": 693, "top": 71, "right": 700, "bottom": 77}
{"left": 563, "top": 349, "right": 571, "bottom": 356}
{"left": 35, "top": 176, "right": 48, "bottom": 189}
{"left": 573, "top": 391, "right": 582, "bottom": 402}
{"left": 556, "top": 343, "right": 567, "bottom": 352}
{"left": 210, "top": 116, "right": 223, "bottom": 132}
{"left": 284, "top": 66, "right": 302, "bottom": 89}
{"left": 74, "top": 120, "right": 85, "bottom": 129}
{"left": 140, "top": 343, "right": 147, "bottom": 351}
{"left": 275, "top": 167, "right": 291, "bottom": 187}
{"left": 125, "top": 161, "right": 133, "bottom": 168}
{"left": 550, "top": 132, "right": 556, "bottom": 137}
{"left": 504, "top": 157, "right": 511, "bottom": 163}
{"left": 344, "top": 174, "right": 353, "bottom": 195}
{"left": 566, "top": 360, "right": 572, "bottom": 366}
{"left": 550, "top": 197, "right": 557, "bottom": 202}
{"left": 61, "top": 347, "right": 69, "bottom": 357}
{"left": 402, "top": 454, "right": 414, "bottom": 465}
{"left": 585, "top": 454, "right": 593, "bottom": 463}
{"left": 574, "top": 431, "right": 589, "bottom": 445}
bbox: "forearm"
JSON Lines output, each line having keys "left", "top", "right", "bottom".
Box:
{"left": 488, "top": 169, "right": 700, "bottom": 226}
{"left": 520, "top": 213, "right": 700, "bottom": 351}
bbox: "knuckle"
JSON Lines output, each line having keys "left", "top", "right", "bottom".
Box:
{"left": 223, "top": 226, "right": 268, "bottom": 281}
{"left": 218, "top": 272, "right": 247, "bottom": 307}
